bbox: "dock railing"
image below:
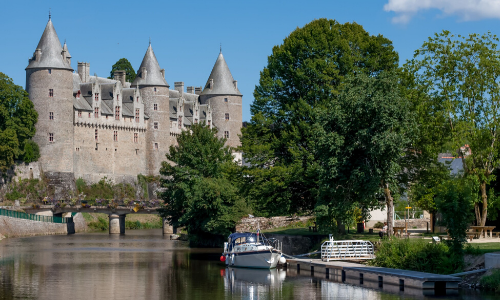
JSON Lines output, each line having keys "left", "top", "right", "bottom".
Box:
{"left": 0, "top": 208, "right": 72, "bottom": 224}
{"left": 321, "top": 235, "right": 375, "bottom": 261}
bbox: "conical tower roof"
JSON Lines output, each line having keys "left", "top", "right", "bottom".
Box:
{"left": 26, "top": 19, "right": 72, "bottom": 70}
{"left": 132, "top": 44, "right": 169, "bottom": 87}
{"left": 63, "top": 41, "right": 71, "bottom": 58}
{"left": 200, "top": 52, "right": 241, "bottom": 96}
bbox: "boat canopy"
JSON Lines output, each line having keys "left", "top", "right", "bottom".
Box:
{"left": 227, "top": 232, "right": 258, "bottom": 249}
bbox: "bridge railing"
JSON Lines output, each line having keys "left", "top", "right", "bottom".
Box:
{"left": 0, "top": 208, "right": 72, "bottom": 224}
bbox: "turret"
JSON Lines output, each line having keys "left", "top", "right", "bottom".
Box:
{"left": 199, "top": 50, "right": 242, "bottom": 149}
{"left": 132, "top": 43, "right": 170, "bottom": 175}
{"left": 26, "top": 17, "right": 74, "bottom": 175}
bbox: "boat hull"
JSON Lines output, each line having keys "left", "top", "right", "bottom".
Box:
{"left": 225, "top": 250, "right": 281, "bottom": 269}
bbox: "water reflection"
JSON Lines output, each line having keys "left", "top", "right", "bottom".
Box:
{"left": 0, "top": 230, "right": 496, "bottom": 300}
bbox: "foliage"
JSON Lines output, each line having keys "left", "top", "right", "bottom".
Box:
{"left": 0, "top": 72, "right": 38, "bottom": 172}
{"left": 240, "top": 19, "right": 399, "bottom": 217}
{"left": 369, "top": 238, "right": 463, "bottom": 274}
{"left": 3, "top": 178, "right": 47, "bottom": 202}
{"left": 109, "top": 58, "right": 136, "bottom": 83}
{"left": 75, "top": 177, "right": 136, "bottom": 201}
{"left": 315, "top": 71, "right": 416, "bottom": 236}
{"left": 87, "top": 215, "right": 109, "bottom": 231}
{"left": 373, "top": 221, "right": 384, "bottom": 229}
{"left": 434, "top": 178, "right": 475, "bottom": 255}
{"left": 159, "top": 124, "right": 248, "bottom": 247}
{"left": 404, "top": 31, "right": 500, "bottom": 226}
{"left": 22, "top": 140, "right": 40, "bottom": 163}
{"left": 480, "top": 269, "right": 500, "bottom": 292}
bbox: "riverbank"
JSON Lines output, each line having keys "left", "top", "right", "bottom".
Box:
{"left": 0, "top": 213, "right": 87, "bottom": 238}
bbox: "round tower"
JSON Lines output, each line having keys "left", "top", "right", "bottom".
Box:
{"left": 199, "top": 51, "right": 242, "bottom": 150}
{"left": 25, "top": 17, "right": 74, "bottom": 175}
{"left": 132, "top": 43, "right": 170, "bottom": 176}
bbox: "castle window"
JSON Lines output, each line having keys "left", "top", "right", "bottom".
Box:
{"left": 224, "top": 131, "right": 229, "bottom": 138}
{"left": 95, "top": 129, "right": 98, "bottom": 141}
{"left": 136, "top": 97, "right": 139, "bottom": 103}
{"left": 88, "top": 112, "right": 91, "bottom": 118}
{"left": 78, "top": 110, "right": 82, "bottom": 118}
{"left": 134, "top": 133, "right": 138, "bottom": 143}
{"left": 154, "top": 87, "right": 157, "bottom": 92}
{"left": 115, "top": 106, "right": 120, "bottom": 120}
{"left": 225, "top": 113, "right": 229, "bottom": 121}
{"left": 117, "top": 94, "right": 119, "bottom": 101}
{"left": 76, "top": 147, "right": 79, "bottom": 152}
{"left": 94, "top": 93, "right": 99, "bottom": 101}
{"left": 178, "top": 116, "right": 182, "bottom": 129}
{"left": 179, "top": 105, "right": 182, "bottom": 112}
{"left": 48, "top": 69, "right": 52, "bottom": 74}
{"left": 113, "top": 131, "right": 118, "bottom": 142}
{"left": 154, "top": 143, "right": 158, "bottom": 150}
{"left": 135, "top": 109, "right": 140, "bottom": 123}
{"left": 154, "top": 122, "right": 158, "bottom": 130}
{"left": 49, "top": 89, "right": 53, "bottom": 97}
{"left": 224, "top": 98, "right": 228, "bottom": 102}
{"left": 77, "top": 91, "right": 81, "bottom": 98}
{"left": 49, "top": 112, "right": 54, "bottom": 120}
{"left": 94, "top": 107, "right": 99, "bottom": 118}
{"left": 154, "top": 104, "right": 158, "bottom": 111}
{"left": 49, "top": 133, "right": 54, "bottom": 142}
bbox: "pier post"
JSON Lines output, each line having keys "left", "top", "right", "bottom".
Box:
{"left": 163, "top": 218, "right": 173, "bottom": 235}
{"left": 109, "top": 214, "right": 122, "bottom": 234}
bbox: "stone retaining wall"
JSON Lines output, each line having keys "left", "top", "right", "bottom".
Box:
{"left": 0, "top": 215, "right": 75, "bottom": 238}
{"left": 394, "top": 219, "right": 430, "bottom": 229}
{"left": 235, "top": 216, "right": 314, "bottom": 232}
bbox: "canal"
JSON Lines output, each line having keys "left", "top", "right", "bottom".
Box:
{"left": 0, "top": 229, "right": 496, "bottom": 299}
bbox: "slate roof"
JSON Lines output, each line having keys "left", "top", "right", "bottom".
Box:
{"left": 73, "top": 96, "right": 92, "bottom": 111}
{"left": 200, "top": 52, "right": 241, "bottom": 96}
{"left": 184, "top": 102, "right": 193, "bottom": 117}
{"left": 170, "top": 99, "right": 178, "bottom": 119}
{"left": 132, "top": 44, "right": 169, "bottom": 87}
{"left": 26, "top": 19, "right": 72, "bottom": 70}
{"left": 101, "top": 100, "right": 114, "bottom": 115}
{"left": 200, "top": 104, "right": 208, "bottom": 120}
{"left": 100, "top": 84, "right": 114, "bottom": 100}
{"left": 122, "top": 102, "right": 134, "bottom": 117}
{"left": 169, "top": 89, "right": 180, "bottom": 98}
{"left": 122, "top": 89, "right": 135, "bottom": 103}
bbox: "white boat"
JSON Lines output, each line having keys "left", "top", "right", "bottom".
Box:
{"left": 222, "top": 232, "right": 286, "bottom": 269}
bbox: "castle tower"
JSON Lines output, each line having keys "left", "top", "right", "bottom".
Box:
{"left": 199, "top": 50, "right": 242, "bottom": 149}
{"left": 132, "top": 43, "right": 170, "bottom": 175}
{"left": 26, "top": 17, "right": 74, "bottom": 176}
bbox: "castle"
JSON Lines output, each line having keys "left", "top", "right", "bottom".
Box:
{"left": 25, "top": 17, "right": 242, "bottom": 186}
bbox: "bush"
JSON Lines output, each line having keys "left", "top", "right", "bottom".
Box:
{"left": 22, "top": 140, "right": 40, "bottom": 163}
{"left": 373, "top": 221, "right": 384, "bottom": 229}
{"left": 369, "top": 238, "right": 463, "bottom": 274}
{"left": 481, "top": 269, "right": 500, "bottom": 292}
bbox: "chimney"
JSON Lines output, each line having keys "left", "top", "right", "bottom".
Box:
{"left": 233, "top": 80, "right": 238, "bottom": 90}
{"left": 186, "top": 86, "right": 195, "bottom": 94}
{"left": 160, "top": 69, "right": 165, "bottom": 79}
{"left": 34, "top": 49, "right": 42, "bottom": 62}
{"left": 195, "top": 86, "right": 202, "bottom": 95}
{"left": 174, "top": 82, "right": 184, "bottom": 94}
{"left": 78, "top": 62, "right": 90, "bottom": 83}
{"left": 114, "top": 70, "right": 126, "bottom": 86}
{"left": 209, "top": 79, "right": 213, "bottom": 90}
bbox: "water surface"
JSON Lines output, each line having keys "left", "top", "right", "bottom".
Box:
{"left": 0, "top": 230, "right": 495, "bottom": 299}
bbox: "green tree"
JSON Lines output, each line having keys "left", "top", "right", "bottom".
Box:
{"left": 109, "top": 58, "right": 136, "bottom": 83}
{"left": 405, "top": 31, "right": 500, "bottom": 226}
{"left": 315, "top": 71, "right": 416, "bottom": 236}
{"left": 240, "top": 19, "right": 399, "bottom": 216}
{"left": 158, "top": 124, "right": 247, "bottom": 246}
{"left": 0, "top": 72, "right": 38, "bottom": 172}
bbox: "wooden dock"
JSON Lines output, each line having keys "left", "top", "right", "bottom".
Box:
{"left": 286, "top": 258, "right": 460, "bottom": 295}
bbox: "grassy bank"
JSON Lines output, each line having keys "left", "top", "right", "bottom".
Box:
{"left": 81, "top": 213, "right": 162, "bottom": 231}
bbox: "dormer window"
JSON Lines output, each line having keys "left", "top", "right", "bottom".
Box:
{"left": 94, "top": 93, "right": 99, "bottom": 101}
{"left": 154, "top": 87, "right": 157, "bottom": 92}
{"left": 77, "top": 91, "right": 81, "bottom": 98}
{"left": 136, "top": 97, "right": 139, "bottom": 103}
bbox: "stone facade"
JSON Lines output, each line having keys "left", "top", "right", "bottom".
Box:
{"left": 25, "top": 18, "right": 243, "bottom": 186}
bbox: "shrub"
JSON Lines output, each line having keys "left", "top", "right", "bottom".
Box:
{"left": 369, "top": 238, "right": 463, "bottom": 274}
{"left": 480, "top": 269, "right": 500, "bottom": 292}
{"left": 22, "top": 140, "right": 40, "bottom": 163}
{"left": 87, "top": 216, "right": 109, "bottom": 231}
{"left": 373, "top": 221, "right": 384, "bottom": 229}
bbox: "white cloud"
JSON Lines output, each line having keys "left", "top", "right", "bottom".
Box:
{"left": 384, "top": 0, "right": 500, "bottom": 24}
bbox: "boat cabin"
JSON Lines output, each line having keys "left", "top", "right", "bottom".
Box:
{"left": 227, "top": 232, "right": 259, "bottom": 252}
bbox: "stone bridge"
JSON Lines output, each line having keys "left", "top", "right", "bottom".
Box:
{"left": 24, "top": 206, "right": 174, "bottom": 235}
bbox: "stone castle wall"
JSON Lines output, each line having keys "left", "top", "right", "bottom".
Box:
{"left": 235, "top": 216, "right": 314, "bottom": 232}
{"left": 200, "top": 94, "right": 242, "bottom": 148}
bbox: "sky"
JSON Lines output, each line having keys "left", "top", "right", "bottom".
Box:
{"left": 2, "top": 0, "right": 500, "bottom": 122}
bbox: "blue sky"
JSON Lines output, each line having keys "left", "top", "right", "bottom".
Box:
{"left": 2, "top": 0, "right": 500, "bottom": 122}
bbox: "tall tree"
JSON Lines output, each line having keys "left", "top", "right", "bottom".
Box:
{"left": 405, "top": 31, "right": 500, "bottom": 226}
{"left": 315, "top": 71, "right": 416, "bottom": 236}
{"left": 0, "top": 72, "right": 38, "bottom": 172}
{"left": 109, "top": 58, "right": 136, "bottom": 83}
{"left": 240, "top": 19, "right": 399, "bottom": 216}
{"left": 158, "top": 124, "right": 247, "bottom": 246}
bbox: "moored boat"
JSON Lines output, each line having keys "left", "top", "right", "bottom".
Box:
{"left": 221, "top": 232, "right": 286, "bottom": 269}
